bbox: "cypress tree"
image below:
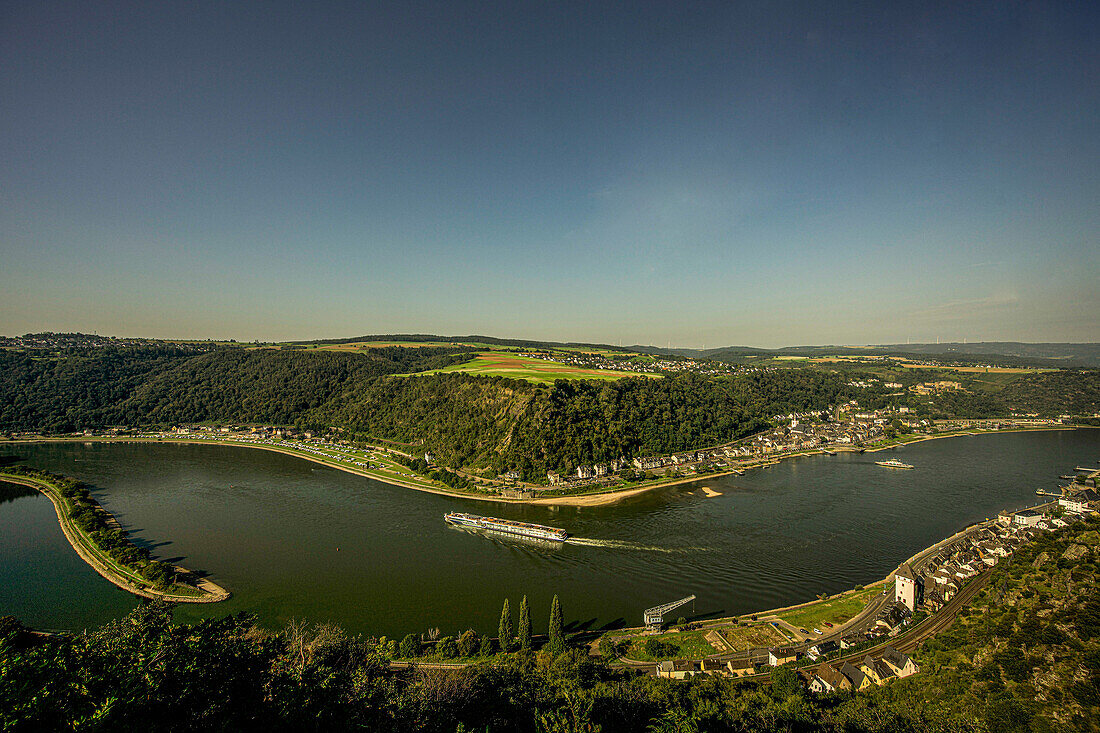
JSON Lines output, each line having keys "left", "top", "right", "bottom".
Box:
{"left": 498, "top": 598, "right": 513, "bottom": 652}
{"left": 548, "top": 594, "right": 565, "bottom": 656}
{"left": 518, "top": 595, "right": 532, "bottom": 650}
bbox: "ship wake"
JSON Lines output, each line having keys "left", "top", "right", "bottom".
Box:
{"left": 564, "top": 537, "right": 703, "bottom": 553}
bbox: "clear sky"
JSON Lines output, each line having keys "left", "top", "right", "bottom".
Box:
{"left": 1, "top": 1, "right": 1097, "bottom": 347}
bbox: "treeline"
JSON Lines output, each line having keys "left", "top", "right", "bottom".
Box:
{"left": 996, "top": 370, "right": 1100, "bottom": 416}
{"left": 119, "top": 347, "right": 470, "bottom": 427}
{"left": 3, "top": 517, "right": 1097, "bottom": 732}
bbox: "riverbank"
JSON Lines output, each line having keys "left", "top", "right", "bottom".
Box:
{"left": 607, "top": 497, "right": 1065, "bottom": 666}
{"left": 3, "top": 424, "right": 1088, "bottom": 508}
{"left": 0, "top": 471, "right": 230, "bottom": 603}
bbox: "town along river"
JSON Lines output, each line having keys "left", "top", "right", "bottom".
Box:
{"left": 1, "top": 429, "right": 1097, "bottom": 638}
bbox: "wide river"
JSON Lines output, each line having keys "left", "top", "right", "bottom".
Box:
{"left": 1, "top": 430, "right": 1097, "bottom": 637}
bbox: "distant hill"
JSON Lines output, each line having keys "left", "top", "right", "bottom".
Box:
{"left": 289, "top": 333, "right": 635, "bottom": 353}
{"left": 631, "top": 342, "right": 1100, "bottom": 368}
{"left": 872, "top": 342, "right": 1100, "bottom": 364}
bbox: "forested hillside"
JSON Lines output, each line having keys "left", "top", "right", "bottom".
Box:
{"left": 1, "top": 346, "right": 1098, "bottom": 479}
{"left": 0, "top": 346, "right": 206, "bottom": 433}
{"left": 118, "top": 347, "right": 470, "bottom": 427}
{"left": 3, "top": 517, "right": 1097, "bottom": 732}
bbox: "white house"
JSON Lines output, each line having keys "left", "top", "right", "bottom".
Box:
{"left": 1059, "top": 490, "right": 1098, "bottom": 514}
{"left": 894, "top": 562, "right": 922, "bottom": 613}
{"left": 1013, "top": 509, "right": 1044, "bottom": 527}
{"left": 768, "top": 647, "right": 797, "bottom": 666}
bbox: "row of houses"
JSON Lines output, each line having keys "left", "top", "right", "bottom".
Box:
{"left": 806, "top": 646, "right": 918, "bottom": 693}
{"left": 657, "top": 644, "right": 918, "bottom": 691}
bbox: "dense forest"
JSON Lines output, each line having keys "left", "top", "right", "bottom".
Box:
{"left": 0, "top": 346, "right": 469, "bottom": 433}
{"left": 3, "top": 517, "right": 1097, "bottom": 732}
{"left": 1, "top": 346, "right": 1098, "bottom": 479}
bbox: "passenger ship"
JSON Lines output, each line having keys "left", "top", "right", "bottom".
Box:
{"left": 875, "top": 458, "right": 914, "bottom": 469}
{"left": 444, "top": 512, "right": 569, "bottom": 541}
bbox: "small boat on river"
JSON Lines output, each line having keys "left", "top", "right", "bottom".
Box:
{"left": 876, "top": 458, "right": 914, "bottom": 469}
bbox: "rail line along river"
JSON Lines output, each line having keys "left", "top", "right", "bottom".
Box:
{"left": 1, "top": 429, "right": 1097, "bottom": 637}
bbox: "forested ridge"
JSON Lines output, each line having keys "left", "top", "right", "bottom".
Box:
{"left": 0, "top": 347, "right": 468, "bottom": 433}
{"left": 1, "top": 347, "right": 1097, "bottom": 479}
{"left": 0, "top": 347, "right": 865, "bottom": 478}
{"left": 3, "top": 517, "right": 1097, "bottom": 732}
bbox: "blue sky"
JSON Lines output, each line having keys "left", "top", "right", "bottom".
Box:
{"left": 1, "top": 1, "right": 1097, "bottom": 347}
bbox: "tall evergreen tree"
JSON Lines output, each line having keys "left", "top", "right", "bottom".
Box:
{"left": 518, "top": 595, "right": 532, "bottom": 650}
{"left": 548, "top": 594, "right": 565, "bottom": 656}
{"left": 498, "top": 598, "right": 513, "bottom": 652}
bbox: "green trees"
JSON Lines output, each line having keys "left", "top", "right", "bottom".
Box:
{"left": 3, "top": 344, "right": 1097, "bottom": 482}
{"left": 457, "top": 629, "right": 479, "bottom": 658}
{"left": 518, "top": 595, "right": 532, "bottom": 651}
{"left": 548, "top": 594, "right": 565, "bottom": 656}
{"left": 598, "top": 635, "right": 624, "bottom": 659}
{"left": 498, "top": 598, "right": 513, "bottom": 652}
{"left": 435, "top": 636, "right": 458, "bottom": 659}
{"left": 643, "top": 637, "right": 676, "bottom": 659}
{"left": 398, "top": 633, "right": 420, "bottom": 659}
{"left": 770, "top": 666, "right": 803, "bottom": 699}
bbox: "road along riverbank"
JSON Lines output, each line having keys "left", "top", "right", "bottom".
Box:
{"left": 0, "top": 471, "right": 229, "bottom": 603}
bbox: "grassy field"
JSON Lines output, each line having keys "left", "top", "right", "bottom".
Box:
{"left": 625, "top": 630, "right": 719, "bottom": 661}
{"left": 773, "top": 586, "right": 879, "bottom": 630}
{"left": 716, "top": 623, "right": 789, "bottom": 651}
{"left": 412, "top": 352, "right": 658, "bottom": 384}
{"left": 895, "top": 361, "right": 1058, "bottom": 374}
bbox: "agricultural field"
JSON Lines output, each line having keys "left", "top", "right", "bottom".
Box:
{"left": 412, "top": 352, "right": 659, "bottom": 384}
{"left": 894, "top": 360, "right": 1059, "bottom": 374}
{"left": 772, "top": 586, "right": 879, "bottom": 631}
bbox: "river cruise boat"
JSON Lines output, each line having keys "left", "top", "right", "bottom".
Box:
{"left": 444, "top": 512, "right": 569, "bottom": 542}
{"left": 875, "top": 458, "right": 914, "bottom": 469}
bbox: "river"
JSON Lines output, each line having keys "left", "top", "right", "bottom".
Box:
{"left": 1, "top": 429, "right": 1096, "bottom": 637}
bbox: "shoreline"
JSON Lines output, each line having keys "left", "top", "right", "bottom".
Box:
{"left": 0, "top": 473, "right": 230, "bottom": 604}
{"left": 2, "top": 424, "right": 1086, "bottom": 508}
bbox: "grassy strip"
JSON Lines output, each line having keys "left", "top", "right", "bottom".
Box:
{"left": 773, "top": 586, "right": 879, "bottom": 630}
{"left": 623, "top": 630, "right": 719, "bottom": 661}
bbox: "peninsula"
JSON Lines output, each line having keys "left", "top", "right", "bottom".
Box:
{"left": 0, "top": 467, "right": 229, "bottom": 603}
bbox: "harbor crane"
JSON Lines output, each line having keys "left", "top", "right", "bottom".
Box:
{"left": 644, "top": 594, "right": 696, "bottom": 629}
